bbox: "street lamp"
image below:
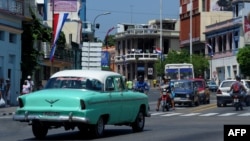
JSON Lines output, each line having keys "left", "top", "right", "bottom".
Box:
{"left": 93, "top": 12, "right": 111, "bottom": 37}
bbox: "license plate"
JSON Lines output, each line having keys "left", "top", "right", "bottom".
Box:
{"left": 43, "top": 112, "right": 60, "bottom": 116}
{"left": 174, "top": 97, "right": 180, "bottom": 101}
{"left": 234, "top": 99, "right": 239, "bottom": 103}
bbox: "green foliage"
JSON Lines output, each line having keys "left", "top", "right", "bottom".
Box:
{"left": 104, "top": 34, "right": 115, "bottom": 47}
{"left": 192, "top": 54, "right": 210, "bottom": 77}
{"left": 154, "top": 49, "right": 209, "bottom": 78}
{"left": 237, "top": 46, "right": 250, "bottom": 77}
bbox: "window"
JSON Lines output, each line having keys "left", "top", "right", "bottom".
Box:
{"left": 106, "top": 77, "right": 115, "bottom": 91}
{"left": 9, "top": 33, "right": 17, "bottom": 43}
{"left": 0, "top": 31, "right": 4, "bottom": 41}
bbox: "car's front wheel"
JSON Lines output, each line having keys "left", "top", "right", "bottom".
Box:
{"left": 32, "top": 120, "right": 48, "bottom": 139}
{"left": 90, "top": 117, "right": 105, "bottom": 138}
{"left": 132, "top": 109, "right": 145, "bottom": 132}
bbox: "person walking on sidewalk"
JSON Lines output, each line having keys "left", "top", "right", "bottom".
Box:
{"left": 4, "top": 78, "right": 11, "bottom": 106}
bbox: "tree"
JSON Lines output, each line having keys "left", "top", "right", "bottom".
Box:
{"left": 237, "top": 46, "right": 250, "bottom": 77}
{"left": 216, "top": 0, "right": 233, "bottom": 11}
{"left": 104, "top": 34, "right": 115, "bottom": 47}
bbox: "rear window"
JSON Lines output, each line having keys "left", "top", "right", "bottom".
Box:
{"left": 221, "top": 81, "right": 234, "bottom": 87}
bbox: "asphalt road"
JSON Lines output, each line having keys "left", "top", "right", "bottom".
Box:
{"left": 0, "top": 88, "right": 250, "bottom": 141}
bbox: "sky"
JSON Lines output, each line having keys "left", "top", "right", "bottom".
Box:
{"left": 86, "top": 0, "right": 179, "bottom": 41}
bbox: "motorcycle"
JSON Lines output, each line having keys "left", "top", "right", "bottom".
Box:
{"left": 231, "top": 93, "right": 243, "bottom": 111}
{"left": 161, "top": 88, "right": 171, "bottom": 112}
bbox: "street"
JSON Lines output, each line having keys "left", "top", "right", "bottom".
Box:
{"left": 0, "top": 88, "right": 250, "bottom": 141}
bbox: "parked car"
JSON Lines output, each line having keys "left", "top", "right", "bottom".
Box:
{"left": 206, "top": 80, "right": 218, "bottom": 92}
{"left": 216, "top": 79, "right": 250, "bottom": 107}
{"left": 172, "top": 79, "right": 200, "bottom": 107}
{"left": 13, "top": 70, "right": 150, "bottom": 139}
{"left": 192, "top": 78, "right": 210, "bottom": 104}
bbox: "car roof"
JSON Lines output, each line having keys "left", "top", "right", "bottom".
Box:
{"left": 50, "top": 70, "right": 121, "bottom": 82}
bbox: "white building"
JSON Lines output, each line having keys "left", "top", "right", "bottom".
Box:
{"left": 204, "top": 0, "right": 250, "bottom": 84}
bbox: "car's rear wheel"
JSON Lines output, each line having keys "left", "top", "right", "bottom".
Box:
{"left": 245, "top": 96, "right": 250, "bottom": 106}
{"left": 32, "top": 120, "right": 48, "bottom": 139}
{"left": 132, "top": 109, "right": 145, "bottom": 132}
{"left": 89, "top": 117, "right": 105, "bottom": 138}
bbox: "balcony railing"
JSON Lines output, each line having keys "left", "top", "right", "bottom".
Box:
{"left": 40, "top": 42, "right": 73, "bottom": 62}
{"left": 115, "top": 53, "right": 159, "bottom": 63}
{"left": 0, "top": 0, "right": 24, "bottom": 15}
{"left": 115, "top": 28, "right": 179, "bottom": 38}
{"left": 0, "top": 0, "right": 42, "bottom": 20}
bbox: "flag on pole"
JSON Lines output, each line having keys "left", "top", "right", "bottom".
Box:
{"left": 155, "top": 47, "right": 162, "bottom": 54}
{"left": 50, "top": 13, "right": 69, "bottom": 62}
{"left": 206, "top": 43, "right": 213, "bottom": 57}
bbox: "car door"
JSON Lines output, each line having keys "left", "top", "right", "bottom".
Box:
{"left": 105, "top": 76, "right": 123, "bottom": 123}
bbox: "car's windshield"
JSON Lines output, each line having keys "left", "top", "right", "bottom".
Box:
{"left": 44, "top": 77, "right": 103, "bottom": 91}
{"left": 173, "top": 81, "right": 192, "bottom": 89}
{"left": 207, "top": 81, "right": 216, "bottom": 85}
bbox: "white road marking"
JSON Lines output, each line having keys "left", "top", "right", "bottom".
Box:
{"left": 237, "top": 113, "right": 250, "bottom": 116}
{"left": 180, "top": 113, "right": 200, "bottom": 116}
{"left": 199, "top": 113, "right": 219, "bottom": 116}
{"left": 161, "top": 113, "right": 183, "bottom": 116}
{"left": 218, "top": 113, "right": 237, "bottom": 116}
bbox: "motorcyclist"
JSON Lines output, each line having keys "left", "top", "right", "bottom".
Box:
{"left": 134, "top": 75, "right": 149, "bottom": 93}
{"left": 156, "top": 76, "right": 173, "bottom": 111}
{"left": 229, "top": 75, "right": 247, "bottom": 110}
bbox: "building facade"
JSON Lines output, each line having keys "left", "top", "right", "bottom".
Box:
{"left": 204, "top": 0, "right": 250, "bottom": 83}
{"left": 179, "top": 0, "right": 233, "bottom": 56}
{"left": 0, "top": 0, "right": 41, "bottom": 105}
{"left": 114, "top": 19, "right": 180, "bottom": 81}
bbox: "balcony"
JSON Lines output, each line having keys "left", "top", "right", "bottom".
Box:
{"left": 115, "top": 28, "right": 179, "bottom": 39}
{"left": 0, "top": 0, "right": 24, "bottom": 15}
{"left": 38, "top": 42, "right": 73, "bottom": 67}
{"left": 115, "top": 53, "right": 159, "bottom": 63}
{"left": 0, "top": 0, "right": 42, "bottom": 20}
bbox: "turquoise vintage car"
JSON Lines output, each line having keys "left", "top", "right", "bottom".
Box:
{"left": 13, "top": 70, "right": 150, "bottom": 139}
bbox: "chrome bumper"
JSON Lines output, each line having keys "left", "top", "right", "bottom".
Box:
{"left": 13, "top": 113, "right": 89, "bottom": 123}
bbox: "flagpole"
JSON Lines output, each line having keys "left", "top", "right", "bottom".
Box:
{"left": 51, "top": 0, "right": 55, "bottom": 75}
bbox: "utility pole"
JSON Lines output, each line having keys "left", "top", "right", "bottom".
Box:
{"left": 190, "top": 0, "right": 193, "bottom": 63}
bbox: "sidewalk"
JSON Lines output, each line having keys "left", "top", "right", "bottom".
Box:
{"left": 0, "top": 106, "right": 17, "bottom": 116}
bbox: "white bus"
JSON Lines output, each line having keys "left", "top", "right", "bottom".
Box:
{"left": 165, "top": 63, "right": 194, "bottom": 80}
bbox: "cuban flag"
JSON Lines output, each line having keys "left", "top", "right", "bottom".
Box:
{"left": 50, "top": 13, "right": 69, "bottom": 62}
{"left": 155, "top": 47, "right": 162, "bottom": 54}
{"left": 206, "top": 43, "right": 213, "bottom": 57}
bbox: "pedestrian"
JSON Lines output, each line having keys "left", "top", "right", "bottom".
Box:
{"left": 4, "top": 78, "right": 11, "bottom": 106}
{"left": 0, "top": 78, "right": 4, "bottom": 98}
{"left": 27, "top": 75, "right": 34, "bottom": 92}
{"left": 153, "top": 79, "right": 157, "bottom": 88}
{"left": 21, "top": 80, "right": 30, "bottom": 95}
{"left": 126, "top": 79, "right": 133, "bottom": 90}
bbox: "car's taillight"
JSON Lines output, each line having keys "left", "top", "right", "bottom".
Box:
{"left": 216, "top": 89, "right": 222, "bottom": 94}
{"left": 18, "top": 98, "right": 24, "bottom": 108}
{"left": 80, "top": 100, "right": 86, "bottom": 110}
